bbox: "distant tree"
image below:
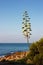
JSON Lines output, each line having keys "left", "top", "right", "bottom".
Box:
{"left": 22, "top": 11, "right": 32, "bottom": 44}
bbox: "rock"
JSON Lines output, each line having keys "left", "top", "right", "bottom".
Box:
{"left": 0, "top": 51, "right": 29, "bottom": 61}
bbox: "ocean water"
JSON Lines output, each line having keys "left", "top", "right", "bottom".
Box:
{"left": 0, "top": 43, "right": 31, "bottom": 56}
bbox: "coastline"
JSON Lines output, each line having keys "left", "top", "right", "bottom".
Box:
{"left": 0, "top": 51, "right": 29, "bottom": 61}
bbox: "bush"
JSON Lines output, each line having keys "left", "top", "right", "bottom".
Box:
{"left": 33, "top": 53, "right": 43, "bottom": 65}
{"left": 36, "top": 38, "right": 43, "bottom": 53}
{"left": 27, "top": 42, "right": 39, "bottom": 60}
{"left": 27, "top": 38, "right": 43, "bottom": 65}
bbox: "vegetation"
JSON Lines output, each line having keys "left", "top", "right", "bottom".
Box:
{"left": 22, "top": 11, "right": 32, "bottom": 43}
{"left": 27, "top": 38, "right": 43, "bottom": 65}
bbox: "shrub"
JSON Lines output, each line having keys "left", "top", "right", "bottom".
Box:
{"left": 33, "top": 53, "right": 43, "bottom": 65}
{"left": 27, "top": 38, "right": 43, "bottom": 65}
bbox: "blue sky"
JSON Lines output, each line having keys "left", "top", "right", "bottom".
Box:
{"left": 0, "top": 0, "right": 43, "bottom": 43}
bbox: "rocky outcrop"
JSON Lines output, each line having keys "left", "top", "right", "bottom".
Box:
{"left": 0, "top": 51, "right": 29, "bottom": 61}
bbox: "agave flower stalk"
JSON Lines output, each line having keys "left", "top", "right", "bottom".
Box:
{"left": 22, "top": 11, "right": 32, "bottom": 44}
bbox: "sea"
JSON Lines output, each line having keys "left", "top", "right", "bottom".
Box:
{"left": 0, "top": 43, "right": 31, "bottom": 57}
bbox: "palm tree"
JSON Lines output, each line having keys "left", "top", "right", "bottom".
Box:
{"left": 22, "top": 11, "right": 32, "bottom": 44}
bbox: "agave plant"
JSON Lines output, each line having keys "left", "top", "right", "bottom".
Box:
{"left": 22, "top": 11, "right": 32, "bottom": 43}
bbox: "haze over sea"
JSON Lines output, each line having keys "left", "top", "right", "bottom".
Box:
{"left": 0, "top": 43, "right": 31, "bottom": 56}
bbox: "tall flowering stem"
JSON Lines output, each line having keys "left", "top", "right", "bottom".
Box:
{"left": 22, "top": 11, "right": 32, "bottom": 44}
